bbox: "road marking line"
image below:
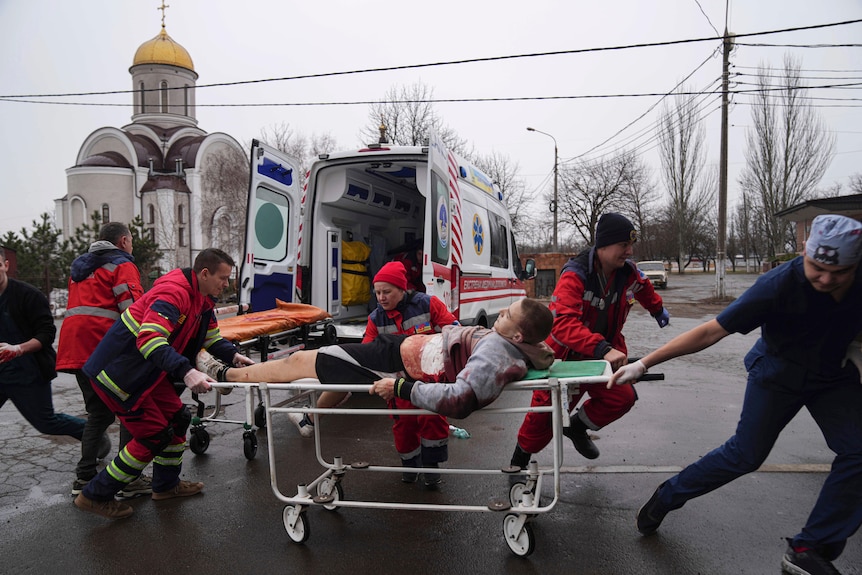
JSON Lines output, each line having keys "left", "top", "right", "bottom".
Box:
{"left": 558, "top": 463, "right": 831, "bottom": 474}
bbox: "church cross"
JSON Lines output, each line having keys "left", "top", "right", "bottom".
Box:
{"left": 158, "top": 1, "right": 170, "bottom": 28}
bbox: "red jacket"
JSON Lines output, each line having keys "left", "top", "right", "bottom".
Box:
{"left": 547, "top": 248, "right": 664, "bottom": 360}
{"left": 56, "top": 243, "right": 143, "bottom": 372}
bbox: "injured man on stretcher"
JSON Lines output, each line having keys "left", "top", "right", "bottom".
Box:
{"left": 196, "top": 298, "right": 554, "bottom": 422}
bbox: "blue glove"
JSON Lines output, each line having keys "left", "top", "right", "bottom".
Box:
{"left": 653, "top": 308, "right": 670, "bottom": 328}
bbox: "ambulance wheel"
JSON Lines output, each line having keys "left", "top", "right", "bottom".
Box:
{"left": 316, "top": 478, "right": 343, "bottom": 511}
{"left": 243, "top": 431, "right": 258, "bottom": 459}
{"left": 503, "top": 513, "right": 535, "bottom": 557}
{"left": 254, "top": 404, "right": 267, "bottom": 429}
{"left": 283, "top": 506, "right": 310, "bottom": 543}
{"left": 189, "top": 428, "right": 210, "bottom": 454}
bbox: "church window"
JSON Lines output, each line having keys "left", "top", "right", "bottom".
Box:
{"left": 101, "top": 204, "right": 110, "bottom": 222}
{"left": 179, "top": 227, "right": 186, "bottom": 247}
{"left": 139, "top": 82, "right": 146, "bottom": 113}
{"left": 160, "top": 81, "right": 168, "bottom": 113}
{"left": 147, "top": 204, "right": 155, "bottom": 224}
{"left": 184, "top": 85, "right": 189, "bottom": 116}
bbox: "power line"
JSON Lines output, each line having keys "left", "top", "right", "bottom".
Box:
{"left": 734, "top": 42, "right": 862, "bottom": 48}
{"left": 566, "top": 48, "right": 721, "bottom": 162}
{"left": 2, "top": 18, "right": 860, "bottom": 101}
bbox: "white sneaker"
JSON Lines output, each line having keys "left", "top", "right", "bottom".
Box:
{"left": 196, "top": 350, "right": 228, "bottom": 381}
{"left": 288, "top": 412, "right": 315, "bottom": 438}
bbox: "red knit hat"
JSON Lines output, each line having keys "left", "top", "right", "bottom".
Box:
{"left": 373, "top": 261, "right": 408, "bottom": 290}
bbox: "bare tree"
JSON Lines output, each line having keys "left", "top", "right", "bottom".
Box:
{"left": 616, "top": 157, "right": 660, "bottom": 259}
{"left": 737, "top": 54, "right": 835, "bottom": 257}
{"left": 359, "top": 82, "right": 470, "bottom": 155}
{"left": 657, "top": 89, "right": 711, "bottom": 272}
{"left": 201, "top": 146, "right": 249, "bottom": 263}
{"left": 556, "top": 150, "right": 643, "bottom": 246}
{"left": 849, "top": 173, "right": 862, "bottom": 195}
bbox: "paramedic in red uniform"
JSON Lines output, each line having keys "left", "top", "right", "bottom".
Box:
{"left": 73, "top": 248, "right": 253, "bottom": 519}
{"left": 57, "top": 222, "right": 150, "bottom": 498}
{"left": 367, "top": 261, "right": 458, "bottom": 486}
{"left": 510, "top": 213, "right": 669, "bottom": 468}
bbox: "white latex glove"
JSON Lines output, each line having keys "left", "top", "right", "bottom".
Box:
{"left": 0, "top": 343, "right": 23, "bottom": 363}
{"left": 232, "top": 352, "right": 255, "bottom": 367}
{"left": 844, "top": 340, "right": 862, "bottom": 384}
{"left": 607, "top": 359, "right": 647, "bottom": 388}
{"left": 183, "top": 368, "right": 213, "bottom": 393}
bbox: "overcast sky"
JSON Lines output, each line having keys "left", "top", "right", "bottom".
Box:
{"left": 1, "top": 0, "right": 860, "bottom": 237}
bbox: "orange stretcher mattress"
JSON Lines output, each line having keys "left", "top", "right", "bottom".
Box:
{"left": 218, "top": 300, "right": 331, "bottom": 342}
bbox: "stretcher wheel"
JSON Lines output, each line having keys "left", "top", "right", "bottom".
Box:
{"left": 254, "top": 404, "right": 267, "bottom": 429}
{"left": 316, "top": 478, "right": 343, "bottom": 511}
{"left": 283, "top": 505, "right": 310, "bottom": 543}
{"left": 189, "top": 427, "right": 210, "bottom": 454}
{"left": 323, "top": 323, "right": 337, "bottom": 345}
{"left": 509, "top": 482, "right": 529, "bottom": 508}
{"left": 243, "top": 431, "right": 258, "bottom": 459}
{"left": 503, "top": 513, "right": 535, "bottom": 557}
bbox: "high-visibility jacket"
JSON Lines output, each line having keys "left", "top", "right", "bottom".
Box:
{"left": 83, "top": 267, "right": 237, "bottom": 410}
{"left": 547, "top": 247, "right": 664, "bottom": 360}
{"left": 56, "top": 242, "right": 143, "bottom": 372}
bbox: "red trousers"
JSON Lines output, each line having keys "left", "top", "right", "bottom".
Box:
{"left": 516, "top": 382, "right": 637, "bottom": 454}
{"left": 391, "top": 397, "right": 449, "bottom": 458}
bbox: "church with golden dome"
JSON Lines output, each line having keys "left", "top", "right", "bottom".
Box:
{"left": 55, "top": 8, "right": 246, "bottom": 271}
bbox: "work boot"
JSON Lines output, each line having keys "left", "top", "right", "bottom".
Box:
{"left": 196, "top": 350, "right": 229, "bottom": 382}
{"left": 401, "top": 454, "right": 421, "bottom": 483}
{"left": 151, "top": 480, "right": 204, "bottom": 501}
{"left": 74, "top": 493, "right": 133, "bottom": 519}
{"left": 637, "top": 483, "right": 670, "bottom": 536}
{"left": 422, "top": 462, "right": 441, "bottom": 489}
{"left": 510, "top": 444, "right": 532, "bottom": 470}
{"left": 563, "top": 417, "right": 600, "bottom": 459}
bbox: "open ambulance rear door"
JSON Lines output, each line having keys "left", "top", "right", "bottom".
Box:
{"left": 238, "top": 140, "right": 303, "bottom": 312}
{"left": 426, "top": 132, "right": 458, "bottom": 315}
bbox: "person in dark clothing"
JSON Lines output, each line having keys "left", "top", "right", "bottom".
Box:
{"left": 0, "top": 247, "right": 86, "bottom": 440}
{"left": 611, "top": 214, "right": 862, "bottom": 575}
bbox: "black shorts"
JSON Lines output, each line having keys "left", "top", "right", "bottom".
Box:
{"left": 314, "top": 334, "right": 408, "bottom": 384}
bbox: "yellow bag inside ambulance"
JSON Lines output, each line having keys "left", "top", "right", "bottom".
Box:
{"left": 341, "top": 240, "right": 372, "bottom": 306}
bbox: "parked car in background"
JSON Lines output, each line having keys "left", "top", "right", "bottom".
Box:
{"left": 637, "top": 260, "right": 668, "bottom": 289}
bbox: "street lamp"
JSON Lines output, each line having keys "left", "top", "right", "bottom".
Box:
{"left": 527, "top": 127, "right": 559, "bottom": 251}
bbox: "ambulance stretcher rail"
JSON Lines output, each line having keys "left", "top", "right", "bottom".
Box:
{"left": 208, "top": 367, "right": 662, "bottom": 556}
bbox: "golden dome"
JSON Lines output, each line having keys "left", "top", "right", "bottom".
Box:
{"left": 132, "top": 27, "right": 194, "bottom": 71}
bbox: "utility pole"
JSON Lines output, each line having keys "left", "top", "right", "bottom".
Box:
{"left": 716, "top": 28, "right": 733, "bottom": 298}
{"left": 526, "top": 127, "right": 559, "bottom": 251}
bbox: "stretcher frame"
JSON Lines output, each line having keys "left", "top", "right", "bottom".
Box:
{"left": 212, "top": 362, "right": 620, "bottom": 557}
{"left": 187, "top": 318, "right": 335, "bottom": 459}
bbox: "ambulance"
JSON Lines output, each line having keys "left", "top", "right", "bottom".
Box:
{"left": 238, "top": 133, "right": 535, "bottom": 339}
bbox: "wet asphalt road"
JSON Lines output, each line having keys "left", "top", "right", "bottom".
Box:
{"left": 1, "top": 271, "right": 860, "bottom": 574}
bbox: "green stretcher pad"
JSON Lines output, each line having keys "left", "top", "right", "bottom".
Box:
{"left": 523, "top": 360, "right": 609, "bottom": 381}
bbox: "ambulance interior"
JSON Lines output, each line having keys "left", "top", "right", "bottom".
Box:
{"left": 307, "top": 159, "right": 428, "bottom": 334}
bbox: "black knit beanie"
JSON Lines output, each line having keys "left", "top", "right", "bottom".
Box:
{"left": 595, "top": 213, "right": 637, "bottom": 248}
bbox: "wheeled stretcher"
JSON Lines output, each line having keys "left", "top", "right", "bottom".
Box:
{"left": 212, "top": 360, "right": 662, "bottom": 556}
{"left": 186, "top": 302, "right": 335, "bottom": 459}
